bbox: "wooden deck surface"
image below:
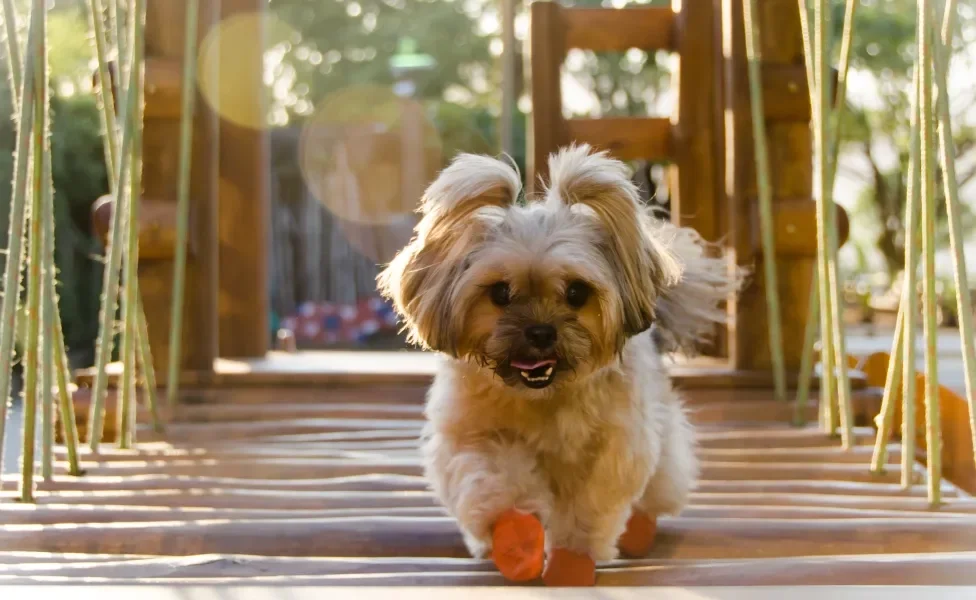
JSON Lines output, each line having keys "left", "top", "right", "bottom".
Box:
{"left": 2, "top": 372, "right": 975, "bottom": 586}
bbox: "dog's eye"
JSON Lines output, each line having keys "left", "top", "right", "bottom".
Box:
{"left": 489, "top": 282, "right": 511, "bottom": 307}
{"left": 566, "top": 280, "right": 591, "bottom": 308}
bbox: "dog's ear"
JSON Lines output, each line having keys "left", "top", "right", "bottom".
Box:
{"left": 546, "top": 145, "right": 681, "bottom": 335}
{"left": 377, "top": 154, "right": 521, "bottom": 353}
{"left": 649, "top": 221, "right": 748, "bottom": 355}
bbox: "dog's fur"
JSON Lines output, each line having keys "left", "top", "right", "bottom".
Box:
{"left": 378, "top": 145, "right": 744, "bottom": 562}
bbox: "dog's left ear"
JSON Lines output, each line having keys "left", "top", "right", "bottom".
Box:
{"left": 546, "top": 145, "right": 681, "bottom": 335}
{"left": 378, "top": 154, "right": 521, "bottom": 353}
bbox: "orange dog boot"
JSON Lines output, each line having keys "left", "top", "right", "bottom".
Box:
{"left": 491, "top": 509, "right": 545, "bottom": 582}
{"left": 618, "top": 510, "right": 657, "bottom": 558}
{"left": 542, "top": 548, "right": 596, "bottom": 587}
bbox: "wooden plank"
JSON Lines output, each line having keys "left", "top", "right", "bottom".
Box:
{"left": 750, "top": 197, "right": 850, "bottom": 257}
{"left": 563, "top": 7, "right": 675, "bottom": 52}
{"left": 3, "top": 516, "right": 976, "bottom": 558}
{"left": 144, "top": 57, "right": 182, "bottom": 120}
{"left": 564, "top": 118, "right": 671, "bottom": 163}
{"left": 528, "top": 0, "right": 567, "bottom": 191}
{"left": 1, "top": 584, "right": 975, "bottom": 596}
{"left": 216, "top": 0, "right": 271, "bottom": 359}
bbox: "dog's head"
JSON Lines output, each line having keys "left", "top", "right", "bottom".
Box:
{"left": 379, "top": 144, "right": 735, "bottom": 391}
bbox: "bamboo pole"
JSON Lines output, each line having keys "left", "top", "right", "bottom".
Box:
{"left": 813, "top": 0, "right": 855, "bottom": 448}
{"left": 930, "top": 0, "right": 976, "bottom": 486}
{"left": 167, "top": 0, "right": 201, "bottom": 408}
{"left": 115, "top": 0, "right": 147, "bottom": 450}
{"left": 918, "top": 0, "right": 941, "bottom": 505}
{"left": 85, "top": 0, "right": 162, "bottom": 443}
{"left": 871, "top": 68, "right": 921, "bottom": 475}
{"left": 0, "top": 0, "right": 39, "bottom": 481}
{"left": 20, "top": 0, "right": 47, "bottom": 503}
{"left": 741, "top": 0, "right": 787, "bottom": 404}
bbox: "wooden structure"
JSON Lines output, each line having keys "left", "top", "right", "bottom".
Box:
{"left": 530, "top": 0, "right": 828, "bottom": 369}
{"left": 5, "top": 362, "right": 976, "bottom": 585}
{"left": 3, "top": 0, "right": 976, "bottom": 591}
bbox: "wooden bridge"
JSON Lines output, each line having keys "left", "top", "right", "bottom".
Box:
{"left": 3, "top": 0, "right": 976, "bottom": 591}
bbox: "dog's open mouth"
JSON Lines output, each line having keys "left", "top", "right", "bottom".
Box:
{"left": 510, "top": 358, "right": 557, "bottom": 389}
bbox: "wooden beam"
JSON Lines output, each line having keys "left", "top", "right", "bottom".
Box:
{"left": 564, "top": 117, "right": 671, "bottom": 163}
{"left": 563, "top": 7, "right": 676, "bottom": 52}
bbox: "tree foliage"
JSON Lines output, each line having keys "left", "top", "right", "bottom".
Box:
{"left": 836, "top": 0, "right": 976, "bottom": 280}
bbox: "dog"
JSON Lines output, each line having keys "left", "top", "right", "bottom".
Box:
{"left": 378, "top": 144, "right": 744, "bottom": 586}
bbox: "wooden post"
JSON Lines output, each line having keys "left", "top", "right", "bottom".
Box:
{"left": 139, "top": 0, "right": 220, "bottom": 381}
{"left": 722, "top": 0, "right": 816, "bottom": 371}
{"left": 672, "top": 0, "right": 720, "bottom": 244}
{"left": 671, "top": 0, "right": 725, "bottom": 357}
{"left": 216, "top": 0, "right": 271, "bottom": 358}
{"left": 528, "top": 1, "right": 566, "bottom": 193}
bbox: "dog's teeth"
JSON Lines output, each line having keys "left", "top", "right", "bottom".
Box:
{"left": 544, "top": 367, "right": 553, "bottom": 377}
{"left": 521, "top": 371, "right": 530, "bottom": 378}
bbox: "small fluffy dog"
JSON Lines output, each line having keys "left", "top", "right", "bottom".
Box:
{"left": 379, "top": 145, "right": 743, "bottom": 586}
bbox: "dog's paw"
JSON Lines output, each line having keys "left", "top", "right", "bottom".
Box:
{"left": 617, "top": 510, "right": 658, "bottom": 558}
{"left": 542, "top": 548, "right": 596, "bottom": 587}
{"left": 491, "top": 508, "right": 545, "bottom": 582}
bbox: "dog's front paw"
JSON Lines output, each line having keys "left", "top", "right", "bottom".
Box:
{"left": 542, "top": 548, "right": 596, "bottom": 587}
{"left": 491, "top": 508, "right": 545, "bottom": 582}
{"left": 617, "top": 509, "right": 658, "bottom": 558}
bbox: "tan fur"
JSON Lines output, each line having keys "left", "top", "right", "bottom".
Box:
{"left": 378, "top": 144, "right": 743, "bottom": 563}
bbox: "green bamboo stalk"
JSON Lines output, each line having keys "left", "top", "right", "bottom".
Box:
{"left": 21, "top": 0, "right": 47, "bottom": 503}
{"left": 137, "top": 292, "right": 163, "bottom": 432}
{"left": 116, "top": 0, "right": 147, "bottom": 449}
{"left": 918, "top": 0, "right": 941, "bottom": 506}
{"left": 87, "top": 55, "right": 138, "bottom": 451}
{"left": 930, "top": 0, "right": 976, "bottom": 487}
{"left": 794, "top": 0, "right": 858, "bottom": 416}
{"left": 52, "top": 302, "right": 82, "bottom": 476}
{"left": 167, "top": 0, "right": 201, "bottom": 408}
{"left": 872, "top": 67, "right": 921, "bottom": 476}
{"left": 795, "top": 0, "right": 816, "bottom": 110}
{"left": 39, "top": 106, "right": 53, "bottom": 483}
{"left": 2, "top": 0, "right": 21, "bottom": 103}
{"left": 814, "top": 0, "right": 855, "bottom": 446}
{"left": 0, "top": 0, "right": 38, "bottom": 480}
{"left": 84, "top": 0, "right": 119, "bottom": 171}
{"left": 0, "top": 0, "right": 22, "bottom": 481}
{"left": 901, "top": 75, "right": 922, "bottom": 492}
{"left": 742, "top": 0, "right": 787, "bottom": 404}
{"left": 85, "top": 0, "right": 162, "bottom": 438}
{"left": 870, "top": 296, "right": 905, "bottom": 473}
{"left": 794, "top": 279, "right": 819, "bottom": 425}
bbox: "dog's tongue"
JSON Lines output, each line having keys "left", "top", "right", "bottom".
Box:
{"left": 511, "top": 358, "right": 557, "bottom": 371}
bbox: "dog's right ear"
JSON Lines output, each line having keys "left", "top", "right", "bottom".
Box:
{"left": 377, "top": 154, "right": 521, "bottom": 353}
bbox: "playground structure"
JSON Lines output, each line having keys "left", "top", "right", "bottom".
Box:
{"left": 2, "top": 0, "right": 976, "bottom": 589}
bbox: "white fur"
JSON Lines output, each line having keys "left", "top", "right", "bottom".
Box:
{"left": 380, "top": 144, "right": 743, "bottom": 564}
{"left": 423, "top": 334, "right": 696, "bottom": 561}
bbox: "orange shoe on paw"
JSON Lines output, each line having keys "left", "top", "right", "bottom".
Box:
{"left": 618, "top": 510, "right": 657, "bottom": 558}
{"left": 543, "top": 548, "right": 596, "bottom": 587}
{"left": 491, "top": 509, "right": 545, "bottom": 582}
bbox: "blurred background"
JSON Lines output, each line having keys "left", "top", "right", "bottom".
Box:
{"left": 0, "top": 0, "right": 974, "bottom": 365}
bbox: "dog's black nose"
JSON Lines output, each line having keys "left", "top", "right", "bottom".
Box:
{"left": 525, "top": 325, "right": 557, "bottom": 349}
